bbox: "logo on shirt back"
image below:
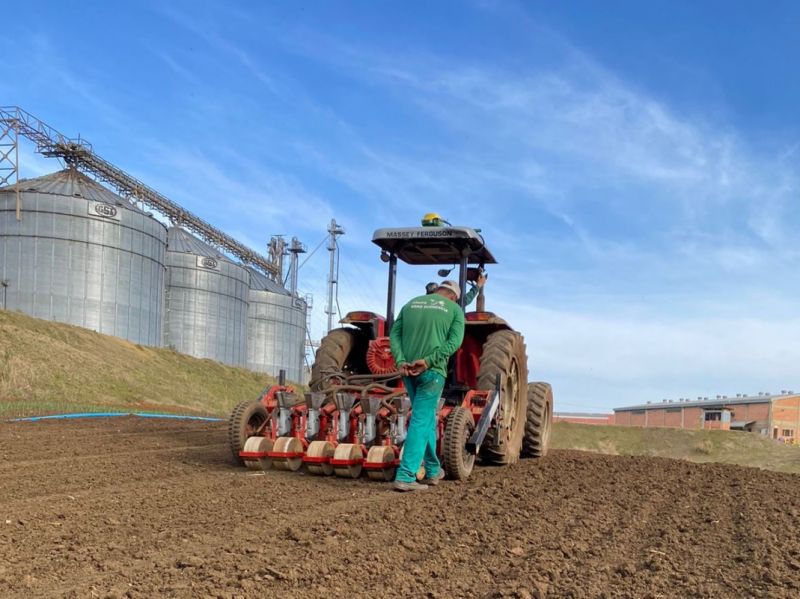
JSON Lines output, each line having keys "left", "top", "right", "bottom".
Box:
{"left": 409, "top": 297, "right": 449, "bottom": 313}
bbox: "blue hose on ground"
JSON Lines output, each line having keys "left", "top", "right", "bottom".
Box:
{"left": 10, "top": 412, "right": 224, "bottom": 422}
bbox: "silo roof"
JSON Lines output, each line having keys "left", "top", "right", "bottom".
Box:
{"left": 247, "top": 266, "right": 291, "bottom": 295}
{"left": 167, "top": 226, "right": 240, "bottom": 262}
{"left": 0, "top": 168, "right": 150, "bottom": 215}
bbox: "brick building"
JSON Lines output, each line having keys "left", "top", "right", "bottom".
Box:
{"left": 554, "top": 412, "right": 615, "bottom": 426}
{"left": 614, "top": 392, "right": 800, "bottom": 442}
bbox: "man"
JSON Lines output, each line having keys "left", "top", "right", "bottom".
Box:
{"left": 426, "top": 273, "right": 486, "bottom": 306}
{"left": 390, "top": 280, "right": 465, "bottom": 491}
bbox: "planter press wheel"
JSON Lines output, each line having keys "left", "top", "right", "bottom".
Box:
{"left": 271, "top": 437, "right": 304, "bottom": 472}
{"left": 333, "top": 443, "right": 363, "bottom": 479}
{"left": 306, "top": 440, "right": 335, "bottom": 476}
{"left": 241, "top": 436, "right": 274, "bottom": 471}
{"left": 366, "top": 445, "right": 397, "bottom": 481}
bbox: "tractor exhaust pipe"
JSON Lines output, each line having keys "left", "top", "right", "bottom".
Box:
{"left": 476, "top": 267, "right": 487, "bottom": 312}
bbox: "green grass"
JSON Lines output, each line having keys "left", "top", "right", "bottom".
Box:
{"left": 0, "top": 309, "right": 296, "bottom": 419}
{"left": 552, "top": 421, "right": 800, "bottom": 474}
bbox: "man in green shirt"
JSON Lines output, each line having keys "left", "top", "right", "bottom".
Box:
{"left": 390, "top": 280, "right": 465, "bottom": 491}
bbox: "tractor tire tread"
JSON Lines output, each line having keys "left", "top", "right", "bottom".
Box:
{"left": 476, "top": 330, "right": 529, "bottom": 465}
{"left": 521, "top": 382, "right": 553, "bottom": 458}
{"left": 442, "top": 407, "right": 475, "bottom": 480}
{"left": 310, "top": 328, "right": 358, "bottom": 391}
{"left": 227, "top": 400, "right": 268, "bottom": 466}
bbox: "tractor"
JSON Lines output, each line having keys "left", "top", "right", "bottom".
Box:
{"left": 227, "top": 218, "right": 553, "bottom": 481}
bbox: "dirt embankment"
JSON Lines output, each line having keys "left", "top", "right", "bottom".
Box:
{"left": 1, "top": 417, "right": 799, "bottom": 598}
{"left": 0, "top": 308, "right": 277, "bottom": 418}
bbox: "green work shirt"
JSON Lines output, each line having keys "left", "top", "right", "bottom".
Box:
{"left": 389, "top": 294, "right": 465, "bottom": 377}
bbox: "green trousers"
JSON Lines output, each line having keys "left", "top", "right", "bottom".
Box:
{"left": 395, "top": 370, "right": 445, "bottom": 483}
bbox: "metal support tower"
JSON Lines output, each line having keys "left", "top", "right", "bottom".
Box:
{"left": 0, "top": 115, "right": 19, "bottom": 220}
{"left": 303, "top": 293, "right": 317, "bottom": 370}
{"left": 0, "top": 106, "right": 281, "bottom": 278}
{"left": 268, "top": 236, "right": 287, "bottom": 281}
{"left": 286, "top": 237, "right": 307, "bottom": 297}
{"left": 325, "top": 219, "right": 345, "bottom": 333}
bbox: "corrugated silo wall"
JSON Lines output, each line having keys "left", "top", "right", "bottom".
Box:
{"left": 164, "top": 252, "right": 249, "bottom": 367}
{"left": 0, "top": 182, "right": 167, "bottom": 345}
{"left": 247, "top": 291, "right": 307, "bottom": 382}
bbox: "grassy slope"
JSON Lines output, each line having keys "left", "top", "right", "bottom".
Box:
{"left": 552, "top": 421, "right": 800, "bottom": 474}
{"left": 0, "top": 309, "right": 281, "bottom": 418}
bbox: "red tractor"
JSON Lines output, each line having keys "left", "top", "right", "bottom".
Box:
{"left": 228, "top": 222, "right": 553, "bottom": 481}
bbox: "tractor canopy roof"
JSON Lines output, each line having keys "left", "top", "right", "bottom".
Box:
{"left": 372, "top": 226, "right": 497, "bottom": 265}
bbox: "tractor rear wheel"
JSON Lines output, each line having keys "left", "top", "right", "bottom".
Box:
{"left": 228, "top": 400, "right": 269, "bottom": 466}
{"left": 476, "top": 330, "right": 529, "bottom": 465}
{"left": 309, "top": 328, "right": 359, "bottom": 392}
{"left": 442, "top": 406, "right": 476, "bottom": 480}
{"left": 521, "top": 382, "right": 553, "bottom": 458}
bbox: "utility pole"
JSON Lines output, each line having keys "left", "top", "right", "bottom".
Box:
{"left": 325, "top": 219, "right": 345, "bottom": 332}
{"left": 287, "top": 237, "right": 307, "bottom": 296}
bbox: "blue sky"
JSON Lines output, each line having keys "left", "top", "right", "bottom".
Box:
{"left": 4, "top": 1, "right": 800, "bottom": 411}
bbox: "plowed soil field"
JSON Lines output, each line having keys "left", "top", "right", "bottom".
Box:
{"left": 1, "top": 417, "right": 799, "bottom": 598}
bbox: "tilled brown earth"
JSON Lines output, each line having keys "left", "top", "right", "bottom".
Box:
{"left": 1, "top": 418, "right": 799, "bottom": 598}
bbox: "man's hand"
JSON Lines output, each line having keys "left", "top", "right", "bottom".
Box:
{"left": 476, "top": 273, "right": 487, "bottom": 288}
{"left": 398, "top": 362, "right": 412, "bottom": 376}
{"left": 409, "top": 359, "right": 428, "bottom": 375}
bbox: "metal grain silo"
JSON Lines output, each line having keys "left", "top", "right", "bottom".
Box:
{"left": 0, "top": 168, "right": 167, "bottom": 345}
{"left": 246, "top": 267, "right": 307, "bottom": 382}
{"left": 164, "top": 227, "right": 249, "bottom": 367}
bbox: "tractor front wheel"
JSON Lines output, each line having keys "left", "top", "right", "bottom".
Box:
{"left": 521, "top": 382, "right": 553, "bottom": 458}
{"left": 228, "top": 400, "right": 268, "bottom": 466}
{"left": 442, "top": 407, "right": 476, "bottom": 480}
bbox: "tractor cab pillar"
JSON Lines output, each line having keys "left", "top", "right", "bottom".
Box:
{"left": 385, "top": 252, "right": 398, "bottom": 331}
{"left": 457, "top": 252, "right": 469, "bottom": 311}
